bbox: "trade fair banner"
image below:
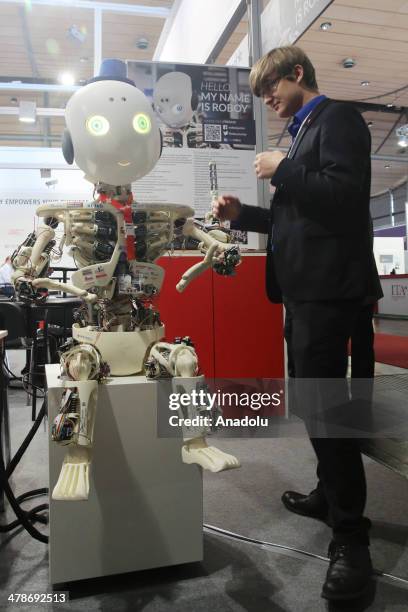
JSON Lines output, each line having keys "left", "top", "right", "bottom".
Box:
{"left": 378, "top": 276, "right": 408, "bottom": 317}
{"left": 0, "top": 167, "right": 89, "bottom": 266}
{"left": 127, "top": 60, "right": 259, "bottom": 248}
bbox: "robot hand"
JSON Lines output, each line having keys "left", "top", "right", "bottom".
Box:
{"left": 13, "top": 276, "right": 47, "bottom": 303}
{"left": 176, "top": 219, "right": 241, "bottom": 292}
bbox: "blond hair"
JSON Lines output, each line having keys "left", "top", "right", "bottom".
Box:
{"left": 249, "top": 46, "right": 318, "bottom": 97}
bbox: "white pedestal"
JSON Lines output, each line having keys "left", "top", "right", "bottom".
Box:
{"left": 46, "top": 364, "right": 203, "bottom": 585}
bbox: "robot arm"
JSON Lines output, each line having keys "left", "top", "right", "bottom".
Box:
{"left": 10, "top": 217, "right": 98, "bottom": 303}
{"left": 176, "top": 219, "right": 241, "bottom": 292}
{"left": 11, "top": 199, "right": 128, "bottom": 303}
{"left": 10, "top": 221, "right": 57, "bottom": 301}
{"left": 176, "top": 242, "right": 218, "bottom": 292}
{"left": 31, "top": 278, "right": 97, "bottom": 303}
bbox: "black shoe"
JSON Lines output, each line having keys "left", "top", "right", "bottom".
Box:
{"left": 281, "top": 490, "right": 329, "bottom": 521}
{"left": 321, "top": 541, "right": 373, "bottom": 601}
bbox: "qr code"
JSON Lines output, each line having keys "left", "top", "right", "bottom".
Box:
{"left": 204, "top": 124, "right": 222, "bottom": 142}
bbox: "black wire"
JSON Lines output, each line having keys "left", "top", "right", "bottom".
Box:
{"left": 2, "top": 355, "right": 23, "bottom": 382}
{"left": 0, "top": 503, "right": 48, "bottom": 532}
{"left": 0, "top": 397, "right": 49, "bottom": 543}
{"left": 16, "top": 488, "right": 48, "bottom": 503}
{"left": 6, "top": 400, "right": 47, "bottom": 478}
{"left": 21, "top": 374, "right": 45, "bottom": 397}
{"left": 0, "top": 470, "right": 48, "bottom": 542}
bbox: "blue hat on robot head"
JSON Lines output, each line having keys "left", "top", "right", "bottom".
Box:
{"left": 86, "top": 58, "right": 135, "bottom": 86}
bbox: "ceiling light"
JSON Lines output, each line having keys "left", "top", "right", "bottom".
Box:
{"left": 136, "top": 37, "right": 149, "bottom": 50}
{"left": 342, "top": 58, "right": 356, "bottom": 68}
{"left": 396, "top": 124, "right": 408, "bottom": 148}
{"left": 360, "top": 81, "right": 370, "bottom": 86}
{"left": 384, "top": 164, "right": 391, "bottom": 169}
{"left": 367, "top": 121, "right": 374, "bottom": 127}
{"left": 18, "top": 100, "right": 36, "bottom": 123}
{"left": 387, "top": 103, "right": 394, "bottom": 108}
{"left": 320, "top": 22, "right": 332, "bottom": 31}
{"left": 59, "top": 72, "right": 75, "bottom": 86}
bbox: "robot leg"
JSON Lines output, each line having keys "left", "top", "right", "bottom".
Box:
{"left": 146, "top": 339, "right": 240, "bottom": 472}
{"left": 51, "top": 343, "right": 104, "bottom": 500}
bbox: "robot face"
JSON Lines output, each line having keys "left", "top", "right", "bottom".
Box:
{"left": 153, "top": 72, "right": 194, "bottom": 129}
{"left": 65, "top": 80, "right": 161, "bottom": 185}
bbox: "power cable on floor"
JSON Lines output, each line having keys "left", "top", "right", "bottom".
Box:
{"left": 203, "top": 524, "right": 408, "bottom": 587}
{"left": 0, "top": 397, "right": 49, "bottom": 543}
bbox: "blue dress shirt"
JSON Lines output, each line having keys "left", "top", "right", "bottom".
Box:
{"left": 288, "top": 94, "right": 327, "bottom": 140}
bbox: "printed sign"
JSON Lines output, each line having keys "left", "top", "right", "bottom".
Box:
{"left": 127, "top": 61, "right": 259, "bottom": 248}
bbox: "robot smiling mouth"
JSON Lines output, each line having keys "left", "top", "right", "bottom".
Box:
{"left": 118, "top": 160, "right": 131, "bottom": 166}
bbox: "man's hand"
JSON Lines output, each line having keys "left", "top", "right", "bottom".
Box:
{"left": 254, "top": 151, "right": 286, "bottom": 179}
{"left": 212, "top": 195, "right": 242, "bottom": 222}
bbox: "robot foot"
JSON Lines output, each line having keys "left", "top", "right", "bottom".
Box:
{"left": 52, "top": 446, "right": 91, "bottom": 501}
{"left": 182, "top": 444, "right": 241, "bottom": 472}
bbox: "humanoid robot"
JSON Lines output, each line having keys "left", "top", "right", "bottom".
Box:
{"left": 10, "top": 59, "right": 240, "bottom": 501}
{"left": 152, "top": 71, "right": 204, "bottom": 148}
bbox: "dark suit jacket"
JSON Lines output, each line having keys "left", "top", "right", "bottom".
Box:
{"left": 233, "top": 98, "right": 382, "bottom": 304}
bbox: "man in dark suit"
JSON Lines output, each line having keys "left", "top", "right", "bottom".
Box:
{"left": 213, "top": 46, "right": 382, "bottom": 601}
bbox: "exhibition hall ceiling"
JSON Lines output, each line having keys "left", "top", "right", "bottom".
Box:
{"left": 0, "top": 0, "right": 173, "bottom": 146}
{"left": 0, "top": 0, "right": 407, "bottom": 196}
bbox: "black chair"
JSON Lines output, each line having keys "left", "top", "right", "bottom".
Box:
{"left": 0, "top": 301, "right": 33, "bottom": 413}
{"left": 27, "top": 297, "right": 83, "bottom": 419}
{"left": 0, "top": 301, "right": 28, "bottom": 348}
{"left": 0, "top": 284, "right": 14, "bottom": 298}
{"left": 0, "top": 298, "right": 83, "bottom": 420}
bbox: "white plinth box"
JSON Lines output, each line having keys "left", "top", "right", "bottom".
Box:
{"left": 46, "top": 365, "right": 203, "bottom": 584}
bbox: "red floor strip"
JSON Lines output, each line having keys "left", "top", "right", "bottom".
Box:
{"left": 374, "top": 333, "right": 408, "bottom": 369}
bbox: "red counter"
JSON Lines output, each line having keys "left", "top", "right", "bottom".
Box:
{"left": 155, "top": 254, "right": 284, "bottom": 379}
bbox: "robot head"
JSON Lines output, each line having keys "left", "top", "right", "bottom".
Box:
{"left": 153, "top": 72, "right": 197, "bottom": 129}
{"left": 63, "top": 59, "right": 162, "bottom": 186}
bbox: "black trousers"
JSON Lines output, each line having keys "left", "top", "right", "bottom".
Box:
{"left": 284, "top": 298, "right": 374, "bottom": 545}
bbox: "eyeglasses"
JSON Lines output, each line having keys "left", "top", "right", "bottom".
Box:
{"left": 260, "top": 74, "right": 289, "bottom": 96}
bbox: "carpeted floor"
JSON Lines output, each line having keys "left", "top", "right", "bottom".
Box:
{"left": 374, "top": 334, "right": 408, "bottom": 370}
{"left": 1, "top": 389, "right": 408, "bottom": 611}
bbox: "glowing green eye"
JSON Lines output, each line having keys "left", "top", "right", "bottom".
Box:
{"left": 86, "top": 115, "right": 110, "bottom": 136}
{"left": 133, "top": 113, "right": 151, "bottom": 134}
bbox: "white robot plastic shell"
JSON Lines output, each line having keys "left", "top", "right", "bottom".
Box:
{"left": 65, "top": 79, "right": 161, "bottom": 186}
{"left": 153, "top": 72, "right": 196, "bottom": 129}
